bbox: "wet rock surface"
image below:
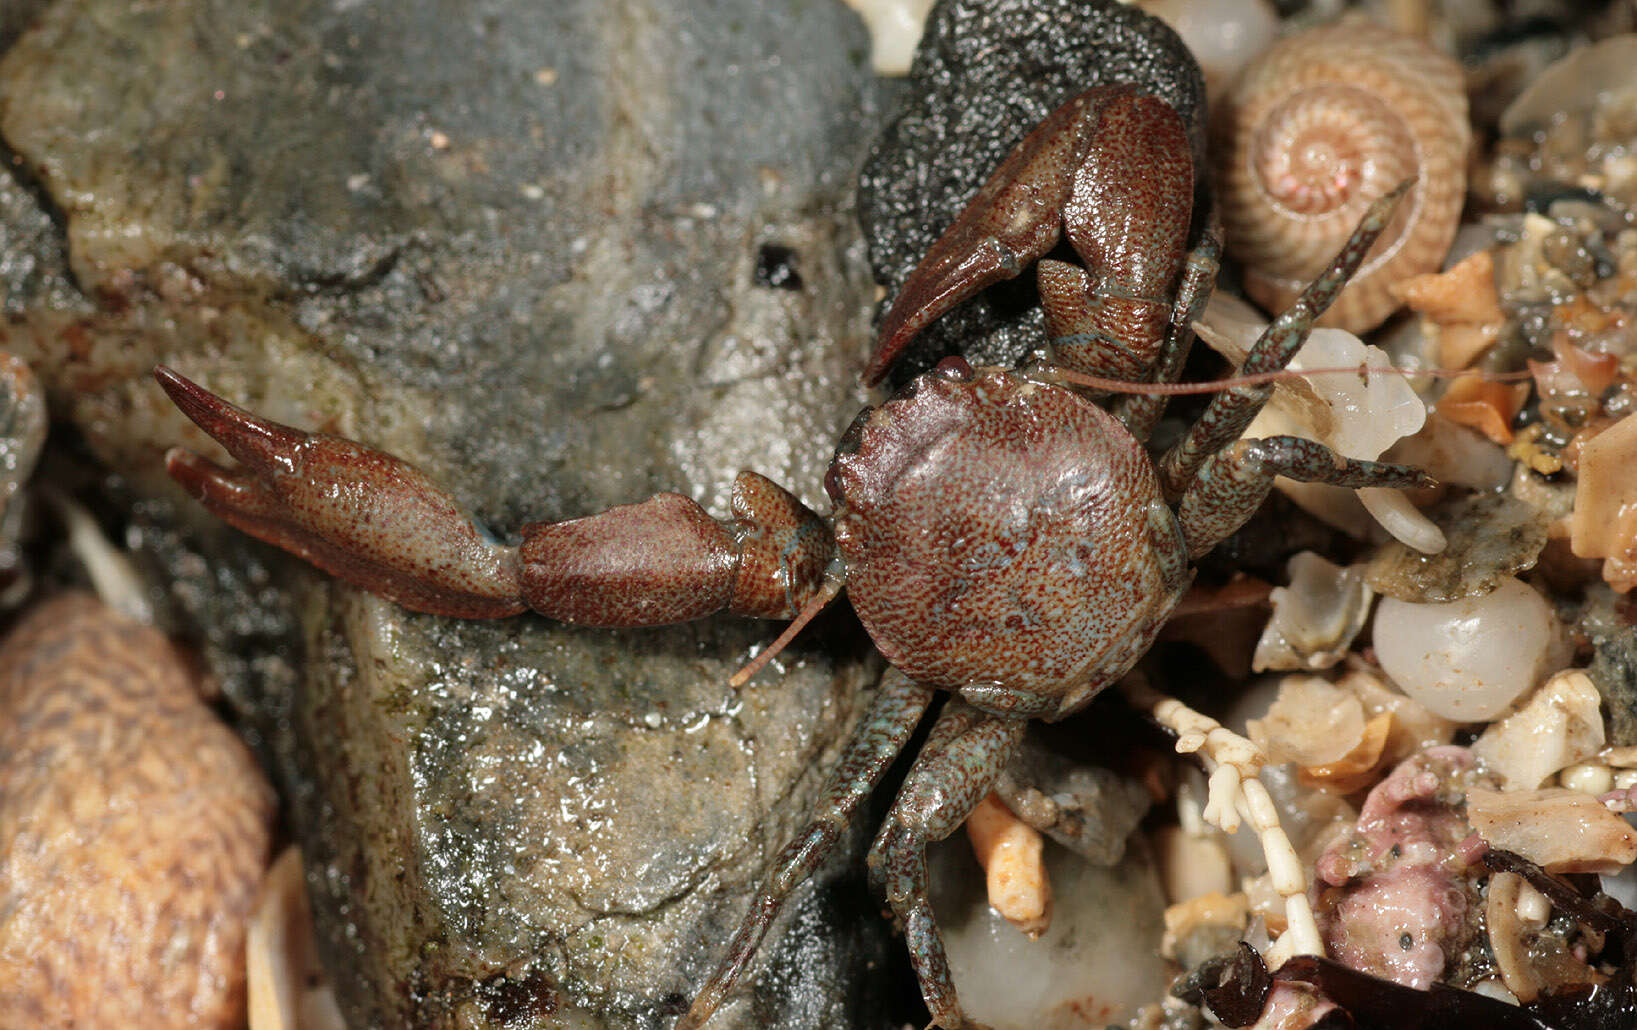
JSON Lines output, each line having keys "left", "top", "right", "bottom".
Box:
{"left": 0, "top": 0, "right": 893, "bottom": 1026}
{"left": 856, "top": 0, "right": 1206, "bottom": 385}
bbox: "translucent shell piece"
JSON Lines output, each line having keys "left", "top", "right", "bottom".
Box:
{"left": 1213, "top": 19, "right": 1469, "bottom": 333}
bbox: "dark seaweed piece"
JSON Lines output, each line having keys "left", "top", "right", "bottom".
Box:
{"left": 1180, "top": 942, "right": 1271, "bottom": 1027}
{"left": 1528, "top": 981, "right": 1637, "bottom": 1030}
{"left": 1274, "top": 956, "right": 1554, "bottom": 1029}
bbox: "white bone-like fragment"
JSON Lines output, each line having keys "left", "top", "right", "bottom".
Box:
{"left": 1196, "top": 294, "right": 1439, "bottom": 552}
{"left": 1358, "top": 487, "right": 1447, "bottom": 554}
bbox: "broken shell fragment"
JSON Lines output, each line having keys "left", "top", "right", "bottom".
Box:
{"left": 1299, "top": 713, "right": 1392, "bottom": 796}
{"left": 247, "top": 846, "right": 346, "bottom": 1030}
{"left": 1248, "top": 676, "right": 1367, "bottom": 767}
{"left": 1393, "top": 249, "right": 1506, "bottom": 370}
{"left": 1466, "top": 786, "right": 1637, "bottom": 875}
{"left": 1373, "top": 576, "right": 1566, "bottom": 722}
{"left": 1433, "top": 373, "right": 1530, "bottom": 446}
{"left": 1499, "top": 34, "right": 1637, "bottom": 136}
{"left": 1569, "top": 412, "right": 1637, "bottom": 592}
{"left": 1471, "top": 669, "right": 1605, "bottom": 790}
{"left": 1484, "top": 871, "right": 1544, "bottom": 1003}
{"left": 1252, "top": 552, "right": 1374, "bottom": 673}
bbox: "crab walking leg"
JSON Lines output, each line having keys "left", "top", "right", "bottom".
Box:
{"left": 1175, "top": 436, "right": 1434, "bottom": 560}
{"left": 680, "top": 670, "right": 934, "bottom": 1030}
{"left": 1156, "top": 181, "right": 1412, "bottom": 500}
{"left": 867, "top": 701, "right": 1029, "bottom": 1029}
{"left": 1121, "top": 678, "right": 1325, "bottom": 962}
{"left": 155, "top": 367, "right": 835, "bottom": 624}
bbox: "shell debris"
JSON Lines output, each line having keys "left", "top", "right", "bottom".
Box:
{"left": 1213, "top": 18, "right": 1469, "bottom": 333}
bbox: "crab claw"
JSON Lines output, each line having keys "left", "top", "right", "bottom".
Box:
{"left": 155, "top": 366, "right": 527, "bottom": 618}
{"left": 865, "top": 84, "right": 1193, "bottom": 386}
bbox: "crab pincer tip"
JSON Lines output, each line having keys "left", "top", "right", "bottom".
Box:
{"left": 152, "top": 366, "right": 307, "bottom": 474}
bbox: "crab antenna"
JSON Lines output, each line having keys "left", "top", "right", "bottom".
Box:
{"left": 1050, "top": 364, "right": 1534, "bottom": 396}
{"left": 728, "top": 577, "right": 843, "bottom": 688}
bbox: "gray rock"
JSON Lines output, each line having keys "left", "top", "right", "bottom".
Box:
{"left": 1580, "top": 585, "right": 1637, "bottom": 747}
{"left": 0, "top": 0, "right": 897, "bottom": 1025}
{"left": 856, "top": 0, "right": 1206, "bottom": 385}
{"left": 1364, "top": 491, "right": 1551, "bottom": 604}
{"left": 994, "top": 729, "right": 1151, "bottom": 867}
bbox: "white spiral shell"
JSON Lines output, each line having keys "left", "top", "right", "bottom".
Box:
{"left": 1213, "top": 19, "right": 1469, "bottom": 334}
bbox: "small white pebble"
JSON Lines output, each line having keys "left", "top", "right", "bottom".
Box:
{"left": 1562, "top": 763, "right": 1616, "bottom": 796}
{"left": 1373, "top": 577, "right": 1565, "bottom": 722}
{"left": 1615, "top": 770, "right": 1637, "bottom": 791}
{"left": 534, "top": 67, "right": 558, "bottom": 86}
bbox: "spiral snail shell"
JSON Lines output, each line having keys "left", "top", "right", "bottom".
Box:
{"left": 1213, "top": 19, "right": 1469, "bottom": 334}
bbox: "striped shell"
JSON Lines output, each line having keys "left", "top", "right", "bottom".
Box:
{"left": 1213, "top": 19, "right": 1469, "bottom": 333}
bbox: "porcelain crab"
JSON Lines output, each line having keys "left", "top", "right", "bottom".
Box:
{"left": 156, "top": 84, "right": 1428, "bottom": 1028}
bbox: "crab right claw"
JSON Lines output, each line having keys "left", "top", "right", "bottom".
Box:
{"left": 864, "top": 84, "right": 1195, "bottom": 385}
{"left": 156, "top": 367, "right": 838, "bottom": 626}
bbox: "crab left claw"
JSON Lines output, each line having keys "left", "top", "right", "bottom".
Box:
{"left": 864, "top": 83, "right": 1195, "bottom": 385}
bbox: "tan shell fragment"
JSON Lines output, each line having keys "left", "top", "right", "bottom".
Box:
{"left": 1247, "top": 675, "right": 1367, "bottom": 767}
{"left": 1569, "top": 412, "right": 1637, "bottom": 592}
{"left": 1471, "top": 670, "right": 1605, "bottom": 790}
{"left": 1394, "top": 249, "right": 1506, "bottom": 370}
{"left": 1214, "top": 18, "right": 1469, "bottom": 333}
{"left": 248, "top": 847, "right": 346, "bottom": 1030}
{"left": 0, "top": 593, "right": 276, "bottom": 1027}
{"left": 1299, "top": 713, "right": 1392, "bottom": 795}
{"left": 1466, "top": 786, "right": 1637, "bottom": 875}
